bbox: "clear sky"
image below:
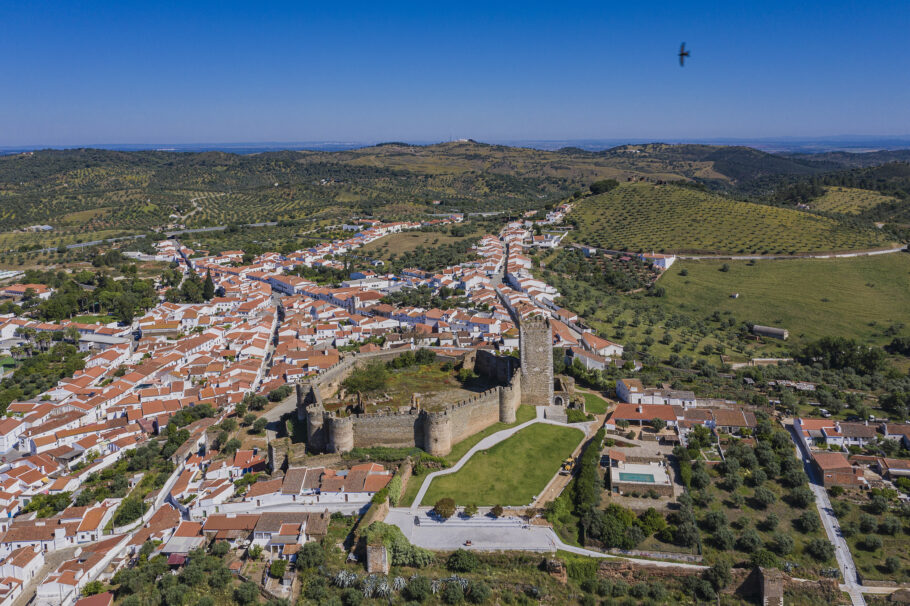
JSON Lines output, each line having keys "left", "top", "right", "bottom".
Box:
{"left": 1, "top": 1, "right": 908, "bottom": 146}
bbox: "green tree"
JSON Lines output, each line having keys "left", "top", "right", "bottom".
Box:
{"left": 234, "top": 581, "right": 259, "bottom": 605}
{"left": 81, "top": 581, "right": 105, "bottom": 596}
{"left": 434, "top": 497, "right": 456, "bottom": 520}
{"left": 269, "top": 560, "right": 287, "bottom": 578}
{"left": 202, "top": 271, "right": 215, "bottom": 301}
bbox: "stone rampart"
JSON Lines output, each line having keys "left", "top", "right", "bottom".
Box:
{"left": 301, "top": 340, "right": 531, "bottom": 456}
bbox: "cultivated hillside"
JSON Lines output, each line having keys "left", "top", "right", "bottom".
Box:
{"left": 569, "top": 182, "right": 896, "bottom": 255}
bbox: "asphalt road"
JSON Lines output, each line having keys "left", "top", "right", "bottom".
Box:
{"left": 787, "top": 424, "right": 865, "bottom": 606}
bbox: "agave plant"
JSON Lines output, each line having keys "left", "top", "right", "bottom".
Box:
{"left": 392, "top": 576, "right": 407, "bottom": 592}
{"left": 333, "top": 569, "right": 358, "bottom": 588}
{"left": 375, "top": 578, "right": 391, "bottom": 598}
{"left": 360, "top": 574, "right": 377, "bottom": 598}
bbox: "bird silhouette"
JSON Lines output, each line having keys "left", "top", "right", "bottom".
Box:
{"left": 679, "top": 42, "right": 690, "bottom": 66}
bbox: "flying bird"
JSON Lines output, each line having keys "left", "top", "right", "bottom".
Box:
{"left": 678, "top": 42, "right": 690, "bottom": 66}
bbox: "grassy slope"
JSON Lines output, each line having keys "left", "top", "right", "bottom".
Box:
{"left": 421, "top": 423, "right": 583, "bottom": 506}
{"left": 570, "top": 183, "right": 894, "bottom": 254}
{"left": 397, "top": 405, "right": 537, "bottom": 508}
{"left": 660, "top": 254, "right": 910, "bottom": 345}
{"left": 811, "top": 186, "right": 897, "bottom": 215}
{"left": 359, "top": 231, "right": 473, "bottom": 260}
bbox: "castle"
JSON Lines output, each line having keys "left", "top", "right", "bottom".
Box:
{"left": 297, "top": 317, "right": 557, "bottom": 457}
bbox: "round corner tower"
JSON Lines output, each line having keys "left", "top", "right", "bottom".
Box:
{"left": 519, "top": 316, "right": 554, "bottom": 406}
{"left": 424, "top": 412, "right": 453, "bottom": 457}
{"left": 498, "top": 385, "right": 517, "bottom": 423}
{"left": 328, "top": 415, "right": 355, "bottom": 453}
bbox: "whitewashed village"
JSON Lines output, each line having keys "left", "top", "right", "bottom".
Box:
{"left": 0, "top": 203, "right": 905, "bottom": 606}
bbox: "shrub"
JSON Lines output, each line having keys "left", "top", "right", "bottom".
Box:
{"left": 491, "top": 504, "right": 504, "bottom": 518}
{"left": 405, "top": 576, "right": 432, "bottom": 602}
{"left": 860, "top": 535, "right": 883, "bottom": 551}
{"left": 269, "top": 560, "right": 287, "bottom": 578}
{"left": 234, "top": 581, "right": 259, "bottom": 605}
{"left": 753, "top": 487, "right": 777, "bottom": 508}
{"left": 736, "top": 528, "right": 762, "bottom": 552}
{"left": 859, "top": 514, "right": 877, "bottom": 533}
{"left": 795, "top": 511, "right": 820, "bottom": 533}
{"left": 806, "top": 538, "right": 835, "bottom": 561}
{"left": 210, "top": 541, "right": 229, "bottom": 557}
{"left": 703, "top": 561, "right": 731, "bottom": 591}
{"left": 788, "top": 486, "right": 814, "bottom": 508}
{"left": 81, "top": 581, "right": 105, "bottom": 596}
{"left": 341, "top": 587, "right": 363, "bottom": 606}
{"left": 879, "top": 515, "right": 901, "bottom": 535}
{"left": 447, "top": 549, "right": 479, "bottom": 573}
{"left": 297, "top": 542, "right": 324, "bottom": 569}
{"left": 463, "top": 503, "right": 478, "bottom": 517}
{"left": 713, "top": 527, "right": 735, "bottom": 550}
{"left": 441, "top": 582, "right": 464, "bottom": 604}
{"left": 771, "top": 533, "right": 794, "bottom": 556}
{"left": 750, "top": 549, "right": 777, "bottom": 568}
{"left": 467, "top": 580, "right": 492, "bottom": 604}
{"left": 884, "top": 556, "right": 902, "bottom": 574}
{"left": 434, "top": 498, "right": 456, "bottom": 520}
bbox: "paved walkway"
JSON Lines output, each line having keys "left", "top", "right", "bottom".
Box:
{"left": 409, "top": 414, "right": 587, "bottom": 513}
{"left": 387, "top": 509, "right": 706, "bottom": 569}
{"left": 786, "top": 425, "right": 865, "bottom": 606}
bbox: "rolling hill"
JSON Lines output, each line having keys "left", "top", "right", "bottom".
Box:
{"left": 569, "top": 182, "right": 896, "bottom": 255}
{"left": 0, "top": 142, "right": 907, "bottom": 254}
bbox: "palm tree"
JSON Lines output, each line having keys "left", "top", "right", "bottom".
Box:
{"left": 64, "top": 325, "right": 81, "bottom": 344}
{"left": 35, "top": 332, "right": 51, "bottom": 352}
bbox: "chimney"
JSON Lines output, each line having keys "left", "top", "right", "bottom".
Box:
{"left": 637, "top": 405, "right": 643, "bottom": 414}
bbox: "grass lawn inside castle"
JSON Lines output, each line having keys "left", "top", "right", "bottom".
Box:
{"left": 330, "top": 356, "right": 502, "bottom": 414}
{"left": 421, "top": 423, "right": 584, "bottom": 507}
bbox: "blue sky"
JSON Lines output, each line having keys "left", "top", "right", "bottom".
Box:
{"left": 1, "top": 1, "right": 908, "bottom": 145}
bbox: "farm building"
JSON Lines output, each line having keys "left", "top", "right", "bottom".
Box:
{"left": 751, "top": 325, "right": 789, "bottom": 340}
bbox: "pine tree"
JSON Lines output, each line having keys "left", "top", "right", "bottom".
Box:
{"left": 202, "top": 271, "right": 215, "bottom": 301}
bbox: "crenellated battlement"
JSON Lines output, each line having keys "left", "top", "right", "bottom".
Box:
{"left": 300, "top": 319, "right": 547, "bottom": 456}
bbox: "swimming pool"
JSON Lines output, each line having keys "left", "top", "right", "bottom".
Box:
{"left": 618, "top": 472, "right": 655, "bottom": 483}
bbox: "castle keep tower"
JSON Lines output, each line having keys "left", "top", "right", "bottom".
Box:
{"left": 519, "top": 316, "right": 554, "bottom": 406}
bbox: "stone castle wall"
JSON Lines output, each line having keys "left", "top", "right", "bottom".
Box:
{"left": 300, "top": 331, "right": 544, "bottom": 456}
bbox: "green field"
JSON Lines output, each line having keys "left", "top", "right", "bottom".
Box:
{"left": 812, "top": 186, "right": 897, "bottom": 215}
{"left": 660, "top": 254, "right": 910, "bottom": 345}
{"left": 570, "top": 182, "right": 894, "bottom": 254}
{"left": 360, "top": 230, "right": 473, "bottom": 260}
{"left": 580, "top": 391, "right": 610, "bottom": 414}
{"left": 421, "top": 423, "right": 583, "bottom": 506}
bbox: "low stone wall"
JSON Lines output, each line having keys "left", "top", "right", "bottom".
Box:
{"left": 611, "top": 482, "right": 674, "bottom": 498}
